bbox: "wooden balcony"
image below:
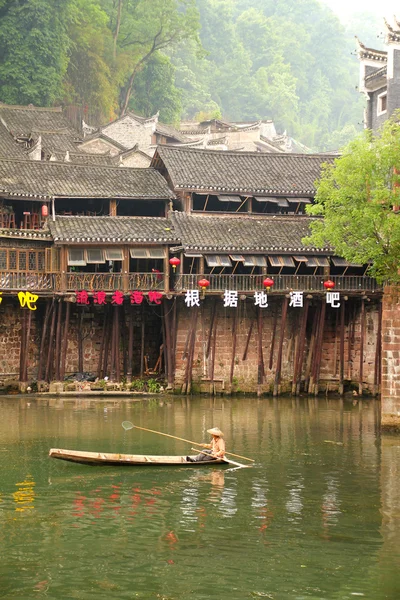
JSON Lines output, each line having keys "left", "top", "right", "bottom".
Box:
{"left": 173, "top": 274, "right": 382, "bottom": 293}
{"left": 0, "top": 271, "right": 54, "bottom": 291}
{"left": 54, "top": 272, "right": 165, "bottom": 292}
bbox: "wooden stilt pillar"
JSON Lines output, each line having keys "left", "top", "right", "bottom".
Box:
{"left": 313, "top": 299, "right": 326, "bottom": 396}
{"left": 77, "top": 309, "right": 84, "bottom": 374}
{"left": 209, "top": 308, "right": 218, "bottom": 395}
{"left": 373, "top": 300, "right": 382, "bottom": 396}
{"left": 257, "top": 307, "right": 264, "bottom": 397}
{"left": 170, "top": 298, "right": 177, "bottom": 382}
{"left": 115, "top": 306, "right": 120, "bottom": 382}
{"left": 97, "top": 307, "right": 108, "bottom": 379}
{"left": 19, "top": 310, "right": 26, "bottom": 385}
{"left": 273, "top": 296, "right": 289, "bottom": 397}
{"left": 359, "top": 297, "right": 365, "bottom": 396}
{"left": 140, "top": 307, "right": 145, "bottom": 379}
{"left": 127, "top": 305, "right": 134, "bottom": 382}
{"left": 54, "top": 300, "right": 63, "bottom": 381}
{"left": 45, "top": 302, "right": 57, "bottom": 382}
{"left": 230, "top": 311, "right": 238, "bottom": 391}
{"left": 23, "top": 309, "right": 32, "bottom": 383}
{"left": 206, "top": 299, "right": 217, "bottom": 358}
{"left": 292, "top": 297, "right": 309, "bottom": 395}
{"left": 269, "top": 306, "right": 278, "bottom": 370}
{"left": 102, "top": 306, "right": 111, "bottom": 379}
{"left": 338, "top": 299, "right": 345, "bottom": 396}
{"left": 164, "top": 300, "right": 174, "bottom": 389}
{"left": 185, "top": 306, "right": 198, "bottom": 395}
{"left": 305, "top": 302, "right": 319, "bottom": 393}
{"left": 60, "top": 301, "right": 70, "bottom": 381}
{"left": 37, "top": 299, "right": 52, "bottom": 382}
{"left": 242, "top": 317, "right": 254, "bottom": 361}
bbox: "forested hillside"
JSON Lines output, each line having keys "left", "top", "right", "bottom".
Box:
{"left": 0, "top": 0, "right": 373, "bottom": 150}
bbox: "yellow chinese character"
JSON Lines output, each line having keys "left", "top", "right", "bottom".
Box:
{"left": 0, "top": 292, "right": 2, "bottom": 304}
{"left": 18, "top": 291, "right": 38, "bottom": 311}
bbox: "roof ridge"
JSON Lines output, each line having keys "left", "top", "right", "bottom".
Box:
{"left": 156, "top": 146, "right": 336, "bottom": 159}
{"left": 0, "top": 104, "right": 63, "bottom": 112}
{"left": 0, "top": 156, "right": 158, "bottom": 172}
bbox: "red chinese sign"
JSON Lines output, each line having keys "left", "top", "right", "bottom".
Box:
{"left": 76, "top": 290, "right": 163, "bottom": 306}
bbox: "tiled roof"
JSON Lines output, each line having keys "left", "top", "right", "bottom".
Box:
{"left": 153, "top": 147, "right": 335, "bottom": 195}
{"left": 156, "top": 123, "right": 193, "bottom": 143}
{"left": 0, "top": 158, "right": 174, "bottom": 200}
{"left": 365, "top": 66, "right": 387, "bottom": 82}
{"left": 0, "top": 121, "right": 27, "bottom": 159}
{"left": 48, "top": 216, "right": 179, "bottom": 244}
{"left": 170, "top": 212, "right": 330, "bottom": 253}
{"left": 0, "top": 104, "right": 79, "bottom": 137}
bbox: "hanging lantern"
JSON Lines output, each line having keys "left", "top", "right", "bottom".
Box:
{"left": 41, "top": 204, "right": 48, "bottom": 217}
{"left": 263, "top": 277, "right": 274, "bottom": 291}
{"left": 198, "top": 278, "right": 210, "bottom": 291}
{"left": 169, "top": 257, "right": 181, "bottom": 271}
{"left": 323, "top": 279, "right": 335, "bottom": 290}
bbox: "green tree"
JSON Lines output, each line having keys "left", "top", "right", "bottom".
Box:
{"left": 304, "top": 116, "right": 400, "bottom": 282}
{"left": 129, "top": 52, "right": 182, "bottom": 124}
{"left": 0, "top": 0, "right": 75, "bottom": 106}
{"left": 104, "top": 0, "right": 200, "bottom": 115}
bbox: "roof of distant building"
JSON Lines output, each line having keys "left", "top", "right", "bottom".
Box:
{"left": 153, "top": 146, "right": 335, "bottom": 195}
{"left": 170, "top": 212, "right": 330, "bottom": 253}
{"left": 0, "top": 158, "right": 174, "bottom": 200}
{"left": 0, "top": 120, "right": 27, "bottom": 159}
{"left": 49, "top": 215, "right": 179, "bottom": 244}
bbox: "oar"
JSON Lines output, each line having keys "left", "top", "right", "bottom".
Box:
{"left": 121, "top": 421, "right": 255, "bottom": 462}
{"left": 191, "top": 448, "right": 251, "bottom": 469}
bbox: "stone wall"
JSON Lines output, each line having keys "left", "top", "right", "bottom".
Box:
{"left": 381, "top": 285, "right": 400, "bottom": 430}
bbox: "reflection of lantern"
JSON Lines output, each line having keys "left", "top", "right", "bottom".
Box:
{"left": 41, "top": 204, "right": 48, "bottom": 217}
{"left": 323, "top": 279, "right": 335, "bottom": 290}
{"left": 263, "top": 277, "right": 274, "bottom": 291}
{"left": 169, "top": 257, "right": 180, "bottom": 271}
{"left": 198, "top": 278, "right": 210, "bottom": 291}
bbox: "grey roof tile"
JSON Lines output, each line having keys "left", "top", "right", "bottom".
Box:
{"left": 154, "top": 146, "right": 336, "bottom": 195}
{"left": 49, "top": 216, "right": 179, "bottom": 244}
{"left": 0, "top": 121, "right": 27, "bottom": 159}
{"left": 0, "top": 158, "right": 174, "bottom": 200}
{"left": 170, "top": 212, "right": 330, "bottom": 253}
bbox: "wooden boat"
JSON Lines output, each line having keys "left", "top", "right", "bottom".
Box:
{"left": 49, "top": 448, "right": 228, "bottom": 466}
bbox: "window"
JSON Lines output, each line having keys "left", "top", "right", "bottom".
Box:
{"left": 377, "top": 92, "right": 387, "bottom": 116}
{"left": 68, "top": 249, "right": 86, "bottom": 266}
{"left": 130, "top": 247, "right": 164, "bottom": 259}
{"left": 104, "top": 249, "right": 123, "bottom": 261}
{"left": 86, "top": 249, "right": 105, "bottom": 264}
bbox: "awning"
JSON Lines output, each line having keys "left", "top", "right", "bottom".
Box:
{"left": 268, "top": 255, "right": 295, "bottom": 268}
{"left": 293, "top": 256, "right": 308, "bottom": 262}
{"left": 243, "top": 256, "right": 267, "bottom": 267}
{"left": 184, "top": 251, "right": 203, "bottom": 257}
{"left": 205, "top": 255, "right": 232, "bottom": 267}
{"left": 278, "top": 198, "right": 289, "bottom": 208}
{"left": 287, "top": 197, "right": 312, "bottom": 204}
{"left": 217, "top": 195, "right": 242, "bottom": 203}
{"left": 306, "top": 256, "right": 330, "bottom": 267}
{"left": 331, "top": 257, "right": 362, "bottom": 267}
{"left": 254, "top": 196, "right": 279, "bottom": 203}
{"left": 230, "top": 254, "right": 245, "bottom": 261}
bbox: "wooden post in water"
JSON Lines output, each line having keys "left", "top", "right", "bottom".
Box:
{"left": 206, "top": 299, "right": 217, "bottom": 359}
{"left": 273, "top": 296, "right": 289, "bottom": 397}
{"left": 242, "top": 317, "right": 254, "bottom": 361}
{"left": 110, "top": 306, "right": 117, "bottom": 381}
{"left": 115, "top": 306, "right": 121, "bottom": 382}
{"left": 19, "top": 310, "right": 26, "bottom": 385}
{"left": 292, "top": 297, "right": 309, "bottom": 396}
{"left": 77, "top": 309, "right": 84, "bottom": 373}
{"left": 185, "top": 306, "right": 198, "bottom": 394}
{"left": 140, "top": 307, "right": 145, "bottom": 379}
{"left": 60, "top": 301, "right": 71, "bottom": 381}
{"left": 359, "top": 297, "right": 365, "bottom": 396}
{"left": 338, "top": 299, "right": 345, "bottom": 396}
{"left": 102, "top": 306, "right": 111, "bottom": 379}
{"left": 209, "top": 307, "right": 218, "bottom": 394}
{"left": 23, "top": 309, "right": 32, "bottom": 383}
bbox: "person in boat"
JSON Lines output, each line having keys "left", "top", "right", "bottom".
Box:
{"left": 187, "top": 427, "right": 225, "bottom": 462}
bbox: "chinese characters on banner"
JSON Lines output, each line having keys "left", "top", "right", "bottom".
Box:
{"left": 76, "top": 290, "right": 163, "bottom": 306}
{"left": 184, "top": 289, "right": 341, "bottom": 308}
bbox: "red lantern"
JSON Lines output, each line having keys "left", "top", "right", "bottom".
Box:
{"left": 323, "top": 279, "right": 335, "bottom": 290}
{"left": 169, "top": 257, "right": 180, "bottom": 271}
{"left": 198, "top": 278, "right": 210, "bottom": 291}
{"left": 41, "top": 204, "right": 48, "bottom": 217}
{"left": 263, "top": 277, "right": 274, "bottom": 291}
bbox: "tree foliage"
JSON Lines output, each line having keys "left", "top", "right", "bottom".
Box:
{"left": 304, "top": 115, "right": 400, "bottom": 283}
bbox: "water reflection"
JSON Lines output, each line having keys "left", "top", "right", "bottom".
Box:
{"left": 0, "top": 395, "right": 397, "bottom": 600}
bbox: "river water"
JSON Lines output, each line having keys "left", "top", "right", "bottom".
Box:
{"left": 0, "top": 395, "right": 399, "bottom": 600}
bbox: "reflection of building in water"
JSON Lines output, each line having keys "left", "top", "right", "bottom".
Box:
{"left": 321, "top": 476, "right": 341, "bottom": 539}
{"left": 13, "top": 475, "right": 35, "bottom": 512}
{"left": 219, "top": 478, "right": 238, "bottom": 518}
{"left": 208, "top": 470, "right": 225, "bottom": 503}
{"left": 286, "top": 477, "right": 304, "bottom": 520}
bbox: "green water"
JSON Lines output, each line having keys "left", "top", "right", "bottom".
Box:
{"left": 0, "top": 395, "right": 399, "bottom": 600}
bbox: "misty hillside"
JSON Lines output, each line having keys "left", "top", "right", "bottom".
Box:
{"left": 0, "top": 0, "right": 377, "bottom": 151}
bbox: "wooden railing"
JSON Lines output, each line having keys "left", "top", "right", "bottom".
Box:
{"left": 173, "top": 274, "right": 382, "bottom": 293}
{"left": 0, "top": 271, "right": 54, "bottom": 290}
{"left": 54, "top": 272, "right": 165, "bottom": 292}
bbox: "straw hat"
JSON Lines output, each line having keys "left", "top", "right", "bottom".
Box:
{"left": 207, "top": 427, "right": 224, "bottom": 437}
